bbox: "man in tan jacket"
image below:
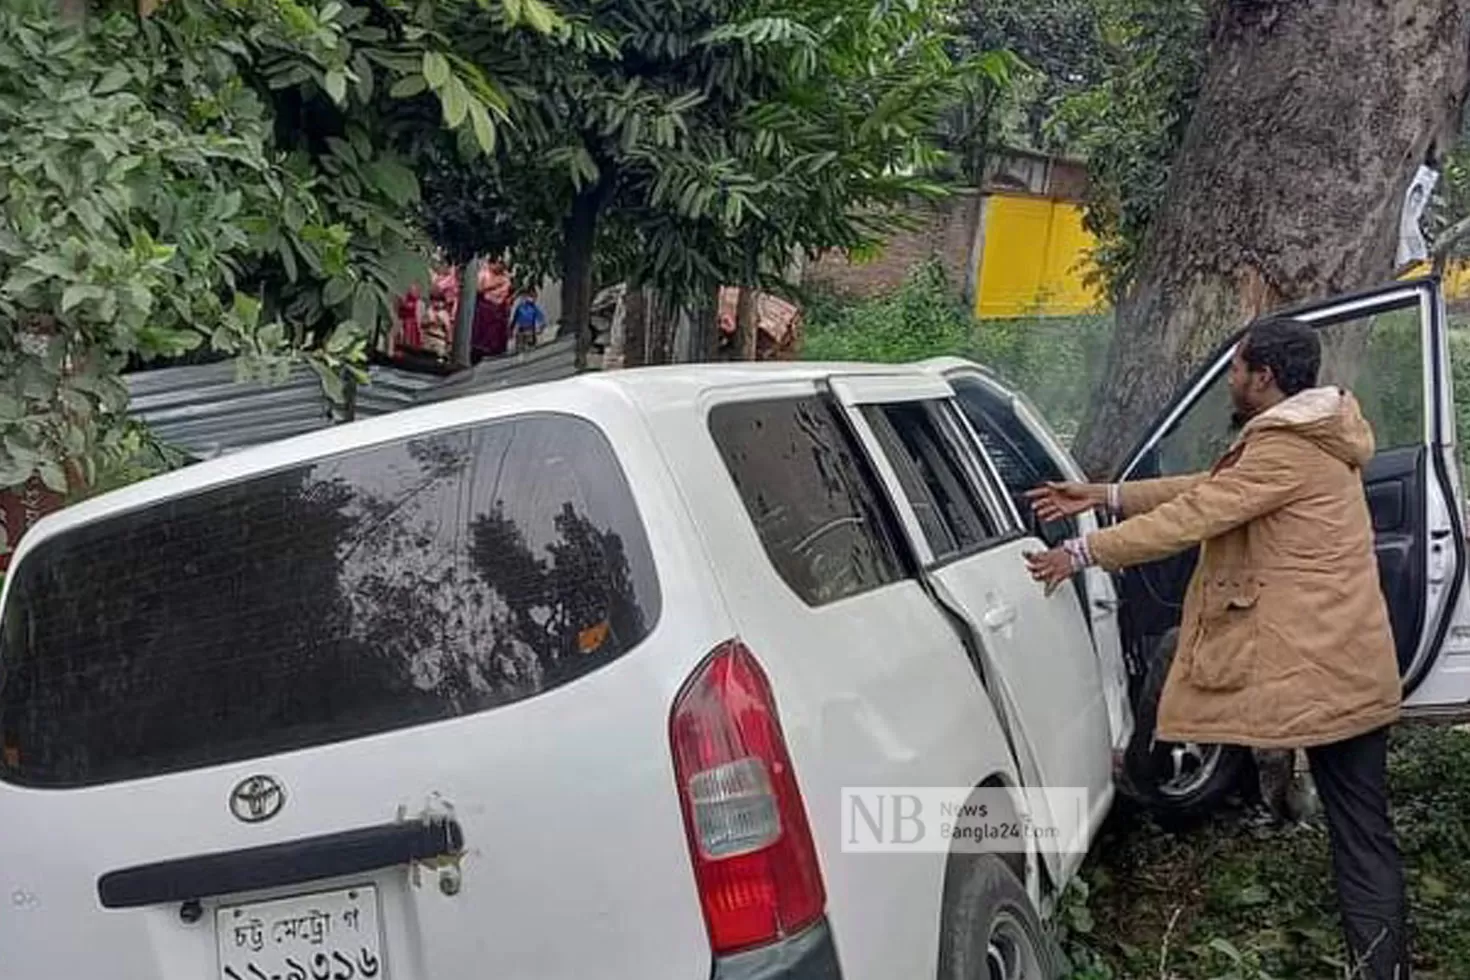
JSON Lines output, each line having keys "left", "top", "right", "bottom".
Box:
{"left": 1025, "top": 317, "right": 1408, "bottom": 980}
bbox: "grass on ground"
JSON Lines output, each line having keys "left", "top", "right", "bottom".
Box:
{"left": 1053, "top": 725, "right": 1470, "bottom": 980}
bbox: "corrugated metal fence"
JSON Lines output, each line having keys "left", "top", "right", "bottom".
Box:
{"left": 124, "top": 333, "right": 577, "bottom": 459}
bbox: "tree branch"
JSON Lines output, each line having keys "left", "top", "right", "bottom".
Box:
{"left": 1433, "top": 212, "right": 1470, "bottom": 269}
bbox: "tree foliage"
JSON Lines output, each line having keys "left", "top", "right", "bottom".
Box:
{"left": 0, "top": 0, "right": 547, "bottom": 510}
{"left": 419, "top": 0, "right": 990, "bottom": 361}
{"left": 1047, "top": 0, "right": 1207, "bottom": 300}
{"left": 939, "top": 0, "right": 1101, "bottom": 181}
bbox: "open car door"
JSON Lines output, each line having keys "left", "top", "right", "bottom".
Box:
{"left": 827, "top": 372, "right": 1115, "bottom": 890}
{"left": 916, "top": 357, "right": 1134, "bottom": 757}
{"left": 1117, "top": 276, "right": 1470, "bottom": 730}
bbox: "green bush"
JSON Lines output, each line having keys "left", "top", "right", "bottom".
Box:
{"left": 801, "top": 262, "right": 1114, "bottom": 444}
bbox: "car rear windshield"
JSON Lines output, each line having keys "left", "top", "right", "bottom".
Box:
{"left": 0, "top": 413, "right": 660, "bottom": 787}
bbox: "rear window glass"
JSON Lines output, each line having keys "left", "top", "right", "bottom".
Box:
{"left": 710, "top": 395, "right": 909, "bottom": 606}
{"left": 0, "top": 413, "right": 660, "bottom": 787}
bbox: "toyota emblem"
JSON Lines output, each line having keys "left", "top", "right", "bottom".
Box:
{"left": 229, "top": 775, "right": 286, "bottom": 823}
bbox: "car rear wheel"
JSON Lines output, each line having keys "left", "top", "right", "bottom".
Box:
{"left": 1118, "top": 628, "right": 1248, "bottom": 820}
{"left": 940, "top": 855, "right": 1058, "bottom": 980}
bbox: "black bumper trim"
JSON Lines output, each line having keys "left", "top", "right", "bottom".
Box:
{"left": 712, "top": 918, "right": 842, "bottom": 980}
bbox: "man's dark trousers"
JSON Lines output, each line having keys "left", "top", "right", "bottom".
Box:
{"left": 1307, "top": 726, "right": 1410, "bottom": 979}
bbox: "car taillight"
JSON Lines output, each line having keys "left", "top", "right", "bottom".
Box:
{"left": 670, "top": 640, "right": 826, "bottom": 954}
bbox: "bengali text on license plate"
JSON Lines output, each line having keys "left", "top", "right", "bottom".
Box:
{"left": 217, "top": 885, "right": 385, "bottom": 980}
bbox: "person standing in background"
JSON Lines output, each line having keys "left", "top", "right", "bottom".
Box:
{"left": 510, "top": 287, "right": 547, "bottom": 351}
{"left": 471, "top": 262, "right": 512, "bottom": 361}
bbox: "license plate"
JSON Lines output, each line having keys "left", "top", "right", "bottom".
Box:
{"left": 217, "top": 885, "right": 384, "bottom": 980}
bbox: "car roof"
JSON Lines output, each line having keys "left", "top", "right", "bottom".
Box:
{"left": 5, "top": 359, "right": 992, "bottom": 566}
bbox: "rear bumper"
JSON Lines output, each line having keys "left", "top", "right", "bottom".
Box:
{"left": 712, "top": 918, "right": 842, "bottom": 980}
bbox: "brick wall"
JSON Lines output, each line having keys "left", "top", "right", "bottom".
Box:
{"left": 804, "top": 190, "right": 983, "bottom": 298}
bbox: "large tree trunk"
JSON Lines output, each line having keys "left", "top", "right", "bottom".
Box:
{"left": 1073, "top": 0, "right": 1470, "bottom": 477}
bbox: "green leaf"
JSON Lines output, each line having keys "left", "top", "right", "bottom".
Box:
{"left": 58, "top": 387, "right": 92, "bottom": 421}
{"left": 22, "top": 253, "right": 73, "bottom": 279}
{"left": 311, "top": 360, "right": 347, "bottom": 405}
{"left": 0, "top": 394, "right": 22, "bottom": 421}
{"left": 323, "top": 276, "right": 354, "bottom": 307}
{"left": 60, "top": 421, "right": 87, "bottom": 457}
{"left": 97, "top": 378, "right": 129, "bottom": 414}
{"left": 1235, "top": 883, "right": 1270, "bottom": 907}
{"left": 232, "top": 292, "right": 262, "bottom": 330}
{"left": 326, "top": 321, "right": 359, "bottom": 356}
{"left": 3, "top": 266, "right": 47, "bottom": 294}
{"left": 390, "top": 73, "right": 428, "bottom": 98}
{"left": 351, "top": 284, "right": 378, "bottom": 334}
{"left": 0, "top": 455, "right": 31, "bottom": 491}
{"left": 1207, "top": 937, "right": 1244, "bottom": 962}
{"left": 324, "top": 69, "right": 348, "bottom": 105}
{"left": 94, "top": 65, "right": 132, "bottom": 95}
{"left": 61, "top": 284, "right": 104, "bottom": 314}
{"left": 441, "top": 77, "right": 468, "bottom": 128}
{"left": 353, "top": 52, "right": 374, "bottom": 102}
{"left": 277, "top": 239, "right": 299, "bottom": 283}
{"left": 423, "top": 51, "right": 450, "bottom": 89}
{"left": 470, "top": 102, "right": 496, "bottom": 155}
{"left": 19, "top": 364, "right": 55, "bottom": 401}
{"left": 368, "top": 160, "right": 419, "bottom": 206}
{"left": 37, "top": 461, "right": 67, "bottom": 494}
{"left": 284, "top": 197, "right": 306, "bottom": 232}
{"left": 519, "top": 0, "right": 562, "bottom": 33}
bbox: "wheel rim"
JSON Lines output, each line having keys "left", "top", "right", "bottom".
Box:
{"left": 1151, "top": 739, "right": 1223, "bottom": 799}
{"left": 985, "top": 910, "right": 1044, "bottom": 980}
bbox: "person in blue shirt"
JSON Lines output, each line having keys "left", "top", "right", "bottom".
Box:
{"left": 511, "top": 287, "right": 547, "bottom": 350}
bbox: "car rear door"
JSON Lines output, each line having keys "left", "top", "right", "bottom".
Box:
{"left": 0, "top": 405, "right": 716, "bottom": 980}
{"left": 828, "top": 373, "right": 1114, "bottom": 888}
{"left": 1115, "top": 276, "right": 1470, "bottom": 716}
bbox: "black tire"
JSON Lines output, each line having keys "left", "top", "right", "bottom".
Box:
{"left": 1117, "top": 628, "right": 1249, "bottom": 821}
{"left": 939, "top": 854, "right": 1058, "bottom": 980}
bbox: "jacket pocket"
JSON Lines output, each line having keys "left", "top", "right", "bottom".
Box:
{"left": 1187, "top": 577, "right": 1259, "bottom": 691}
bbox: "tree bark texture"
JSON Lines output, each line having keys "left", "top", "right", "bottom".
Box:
{"left": 1073, "top": 0, "right": 1470, "bottom": 477}
{"left": 731, "top": 287, "right": 758, "bottom": 361}
{"left": 621, "top": 286, "right": 648, "bottom": 367}
{"left": 561, "top": 180, "right": 610, "bottom": 372}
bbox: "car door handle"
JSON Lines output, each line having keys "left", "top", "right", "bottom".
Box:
{"left": 98, "top": 815, "right": 464, "bottom": 909}
{"left": 1092, "top": 598, "right": 1121, "bottom": 613}
{"left": 983, "top": 604, "right": 1017, "bottom": 631}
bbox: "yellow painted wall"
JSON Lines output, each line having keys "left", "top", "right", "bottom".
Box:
{"left": 1399, "top": 259, "right": 1470, "bottom": 300}
{"left": 974, "top": 194, "right": 1470, "bottom": 318}
{"left": 975, "top": 193, "right": 1106, "bottom": 319}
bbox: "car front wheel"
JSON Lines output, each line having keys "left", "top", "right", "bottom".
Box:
{"left": 1117, "top": 628, "right": 1248, "bottom": 820}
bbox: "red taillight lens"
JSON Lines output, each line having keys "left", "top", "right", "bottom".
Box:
{"left": 670, "top": 640, "right": 826, "bottom": 954}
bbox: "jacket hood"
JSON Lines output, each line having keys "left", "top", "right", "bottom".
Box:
{"left": 1240, "top": 386, "right": 1375, "bottom": 467}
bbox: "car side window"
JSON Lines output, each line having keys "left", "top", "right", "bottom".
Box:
{"left": 862, "top": 399, "right": 1001, "bottom": 561}
{"left": 709, "top": 395, "right": 911, "bottom": 606}
{"left": 950, "top": 377, "right": 1076, "bottom": 548}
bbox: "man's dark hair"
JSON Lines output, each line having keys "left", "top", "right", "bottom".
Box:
{"left": 1240, "top": 317, "right": 1321, "bottom": 396}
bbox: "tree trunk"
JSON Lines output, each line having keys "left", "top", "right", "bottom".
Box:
{"left": 452, "top": 257, "right": 480, "bottom": 369}
{"left": 622, "top": 286, "right": 648, "bottom": 367}
{"left": 736, "top": 288, "right": 759, "bottom": 361}
{"left": 1073, "top": 0, "right": 1470, "bottom": 477}
{"left": 561, "top": 180, "right": 610, "bottom": 371}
